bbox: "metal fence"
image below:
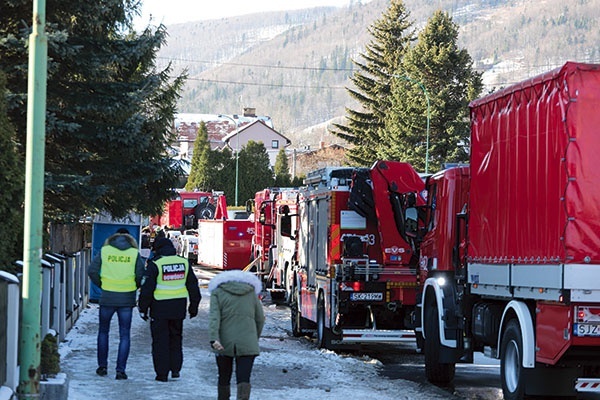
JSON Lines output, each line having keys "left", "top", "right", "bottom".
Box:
{"left": 0, "top": 248, "right": 91, "bottom": 396}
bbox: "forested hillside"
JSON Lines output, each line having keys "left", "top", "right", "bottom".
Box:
{"left": 156, "top": 0, "right": 600, "bottom": 146}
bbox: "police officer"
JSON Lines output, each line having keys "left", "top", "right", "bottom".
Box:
{"left": 138, "top": 237, "right": 201, "bottom": 382}
{"left": 88, "top": 227, "right": 145, "bottom": 380}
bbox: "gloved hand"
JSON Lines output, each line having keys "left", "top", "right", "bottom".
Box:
{"left": 211, "top": 340, "right": 224, "bottom": 351}
{"left": 140, "top": 311, "right": 149, "bottom": 321}
{"left": 188, "top": 305, "right": 198, "bottom": 319}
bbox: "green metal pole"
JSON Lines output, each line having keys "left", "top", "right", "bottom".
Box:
{"left": 19, "top": 0, "right": 47, "bottom": 397}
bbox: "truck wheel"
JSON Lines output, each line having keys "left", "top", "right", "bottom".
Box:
{"left": 290, "top": 286, "right": 303, "bottom": 337}
{"left": 317, "top": 293, "right": 331, "bottom": 349}
{"left": 425, "top": 303, "right": 455, "bottom": 384}
{"left": 198, "top": 204, "right": 216, "bottom": 220}
{"left": 501, "top": 319, "right": 526, "bottom": 400}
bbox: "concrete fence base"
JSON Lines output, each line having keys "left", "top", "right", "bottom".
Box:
{"left": 39, "top": 373, "right": 69, "bottom": 400}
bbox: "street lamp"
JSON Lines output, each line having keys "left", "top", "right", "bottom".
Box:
{"left": 392, "top": 74, "right": 431, "bottom": 174}
{"left": 219, "top": 114, "right": 240, "bottom": 206}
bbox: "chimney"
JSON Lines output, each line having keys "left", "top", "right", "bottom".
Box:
{"left": 243, "top": 107, "right": 256, "bottom": 117}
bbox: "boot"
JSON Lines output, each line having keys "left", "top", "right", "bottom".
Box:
{"left": 236, "top": 382, "right": 251, "bottom": 400}
{"left": 218, "top": 385, "right": 230, "bottom": 400}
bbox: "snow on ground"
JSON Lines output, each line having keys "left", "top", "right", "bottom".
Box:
{"left": 59, "top": 283, "right": 456, "bottom": 400}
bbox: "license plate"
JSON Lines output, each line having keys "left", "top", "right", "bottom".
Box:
{"left": 575, "top": 324, "right": 600, "bottom": 337}
{"left": 574, "top": 306, "right": 600, "bottom": 336}
{"left": 349, "top": 292, "right": 383, "bottom": 301}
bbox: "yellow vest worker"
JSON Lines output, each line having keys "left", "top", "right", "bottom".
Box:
{"left": 88, "top": 228, "right": 145, "bottom": 380}
{"left": 138, "top": 237, "right": 201, "bottom": 382}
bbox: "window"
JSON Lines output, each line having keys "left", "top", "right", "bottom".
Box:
{"left": 183, "top": 199, "right": 198, "bottom": 209}
{"left": 271, "top": 140, "right": 279, "bottom": 149}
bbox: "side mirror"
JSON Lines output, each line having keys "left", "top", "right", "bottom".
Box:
{"left": 245, "top": 200, "right": 253, "bottom": 214}
{"left": 280, "top": 215, "right": 294, "bottom": 239}
{"left": 259, "top": 210, "right": 266, "bottom": 224}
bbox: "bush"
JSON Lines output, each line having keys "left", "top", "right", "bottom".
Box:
{"left": 41, "top": 333, "right": 60, "bottom": 377}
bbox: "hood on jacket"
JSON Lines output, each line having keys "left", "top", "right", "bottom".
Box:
{"left": 208, "top": 270, "right": 262, "bottom": 295}
{"left": 152, "top": 237, "right": 176, "bottom": 256}
{"left": 105, "top": 231, "right": 138, "bottom": 250}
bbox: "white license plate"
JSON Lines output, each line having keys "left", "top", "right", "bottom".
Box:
{"left": 349, "top": 292, "right": 383, "bottom": 301}
{"left": 575, "top": 323, "right": 600, "bottom": 337}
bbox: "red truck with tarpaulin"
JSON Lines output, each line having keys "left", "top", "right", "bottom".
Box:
{"left": 414, "top": 62, "right": 600, "bottom": 399}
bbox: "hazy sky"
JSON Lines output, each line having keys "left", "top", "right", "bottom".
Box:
{"left": 137, "top": 0, "right": 359, "bottom": 26}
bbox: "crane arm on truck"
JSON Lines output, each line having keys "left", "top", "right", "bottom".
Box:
{"left": 349, "top": 160, "right": 426, "bottom": 266}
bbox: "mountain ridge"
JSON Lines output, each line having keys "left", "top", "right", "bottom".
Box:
{"left": 157, "top": 0, "right": 600, "bottom": 148}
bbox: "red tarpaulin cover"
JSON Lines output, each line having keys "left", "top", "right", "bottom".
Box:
{"left": 468, "top": 62, "right": 600, "bottom": 264}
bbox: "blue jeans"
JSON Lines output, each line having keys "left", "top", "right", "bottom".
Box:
{"left": 97, "top": 306, "right": 133, "bottom": 373}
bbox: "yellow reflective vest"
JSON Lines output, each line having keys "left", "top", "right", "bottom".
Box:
{"left": 100, "top": 246, "right": 138, "bottom": 292}
{"left": 154, "top": 255, "right": 189, "bottom": 300}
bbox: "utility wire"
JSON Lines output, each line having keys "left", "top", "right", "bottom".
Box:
{"left": 159, "top": 56, "right": 578, "bottom": 76}
{"left": 186, "top": 76, "right": 348, "bottom": 90}
{"left": 169, "top": 57, "right": 583, "bottom": 89}
{"left": 158, "top": 56, "right": 355, "bottom": 72}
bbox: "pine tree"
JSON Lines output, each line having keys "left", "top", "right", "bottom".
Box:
{"left": 0, "top": 0, "right": 185, "bottom": 221}
{"left": 185, "top": 122, "right": 212, "bottom": 191}
{"left": 237, "top": 141, "right": 274, "bottom": 206}
{"left": 0, "top": 71, "right": 24, "bottom": 269}
{"left": 380, "top": 10, "right": 483, "bottom": 173}
{"left": 274, "top": 148, "right": 292, "bottom": 187}
{"left": 330, "top": 0, "right": 415, "bottom": 166}
{"left": 214, "top": 147, "right": 236, "bottom": 200}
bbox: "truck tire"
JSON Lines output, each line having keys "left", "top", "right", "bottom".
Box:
{"left": 198, "top": 204, "right": 216, "bottom": 220}
{"left": 501, "top": 319, "right": 527, "bottom": 400}
{"left": 317, "top": 293, "right": 331, "bottom": 349}
{"left": 425, "top": 303, "right": 455, "bottom": 384}
{"left": 290, "top": 286, "right": 304, "bottom": 337}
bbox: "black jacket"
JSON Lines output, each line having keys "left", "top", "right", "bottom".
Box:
{"left": 138, "top": 238, "right": 201, "bottom": 319}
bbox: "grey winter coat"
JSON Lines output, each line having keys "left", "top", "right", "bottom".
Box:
{"left": 208, "top": 270, "right": 265, "bottom": 357}
{"left": 88, "top": 232, "right": 145, "bottom": 307}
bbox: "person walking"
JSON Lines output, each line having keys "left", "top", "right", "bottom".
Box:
{"left": 208, "top": 270, "right": 265, "bottom": 400}
{"left": 138, "top": 237, "right": 201, "bottom": 382}
{"left": 88, "top": 227, "right": 145, "bottom": 380}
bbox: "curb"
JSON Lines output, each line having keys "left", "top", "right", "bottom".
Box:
{"left": 40, "top": 373, "right": 69, "bottom": 400}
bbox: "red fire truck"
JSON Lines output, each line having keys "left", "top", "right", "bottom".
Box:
{"left": 250, "top": 187, "right": 299, "bottom": 301}
{"left": 280, "top": 163, "right": 426, "bottom": 348}
{"left": 413, "top": 62, "right": 600, "bottom": 399}
{"left": 151, "top": 190, "right": 215, "bottom": 231}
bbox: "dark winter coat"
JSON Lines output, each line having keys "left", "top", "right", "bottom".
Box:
{"left": 88, "top": 232, "right": 145, "bottom": 307}
{"left": 138, "top": 238, "right": 201, "bottom": 320}
{"left": 208, "top": 270, "right": 265, "bottom": 357}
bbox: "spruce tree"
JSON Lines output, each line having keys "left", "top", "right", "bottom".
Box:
{"left": 330, "top": 0, "right": 415, "bottom": 166}
{"left": 211, "top": 147, "right": 239, "bottom": 200}
{"left": 237, "top": 141, "right": 274, "bottom": 206}
{"left": 0, "top": 0, "right": 185, "bottom": 221}
{"left": 185, "top": 122, "right": 212, "bottom": 191}
{"left": 380, "top": 10, "right": 482, "bottom": 173}
{"left": 0, "top": 71, "right": 24, "bottom": 269}
{"left": 274, "top": 148, "right": 292, "bottom": 187}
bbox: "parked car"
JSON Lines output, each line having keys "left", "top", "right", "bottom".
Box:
{"left": 178, "top": 229, "right": 199, "bottom": 264}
